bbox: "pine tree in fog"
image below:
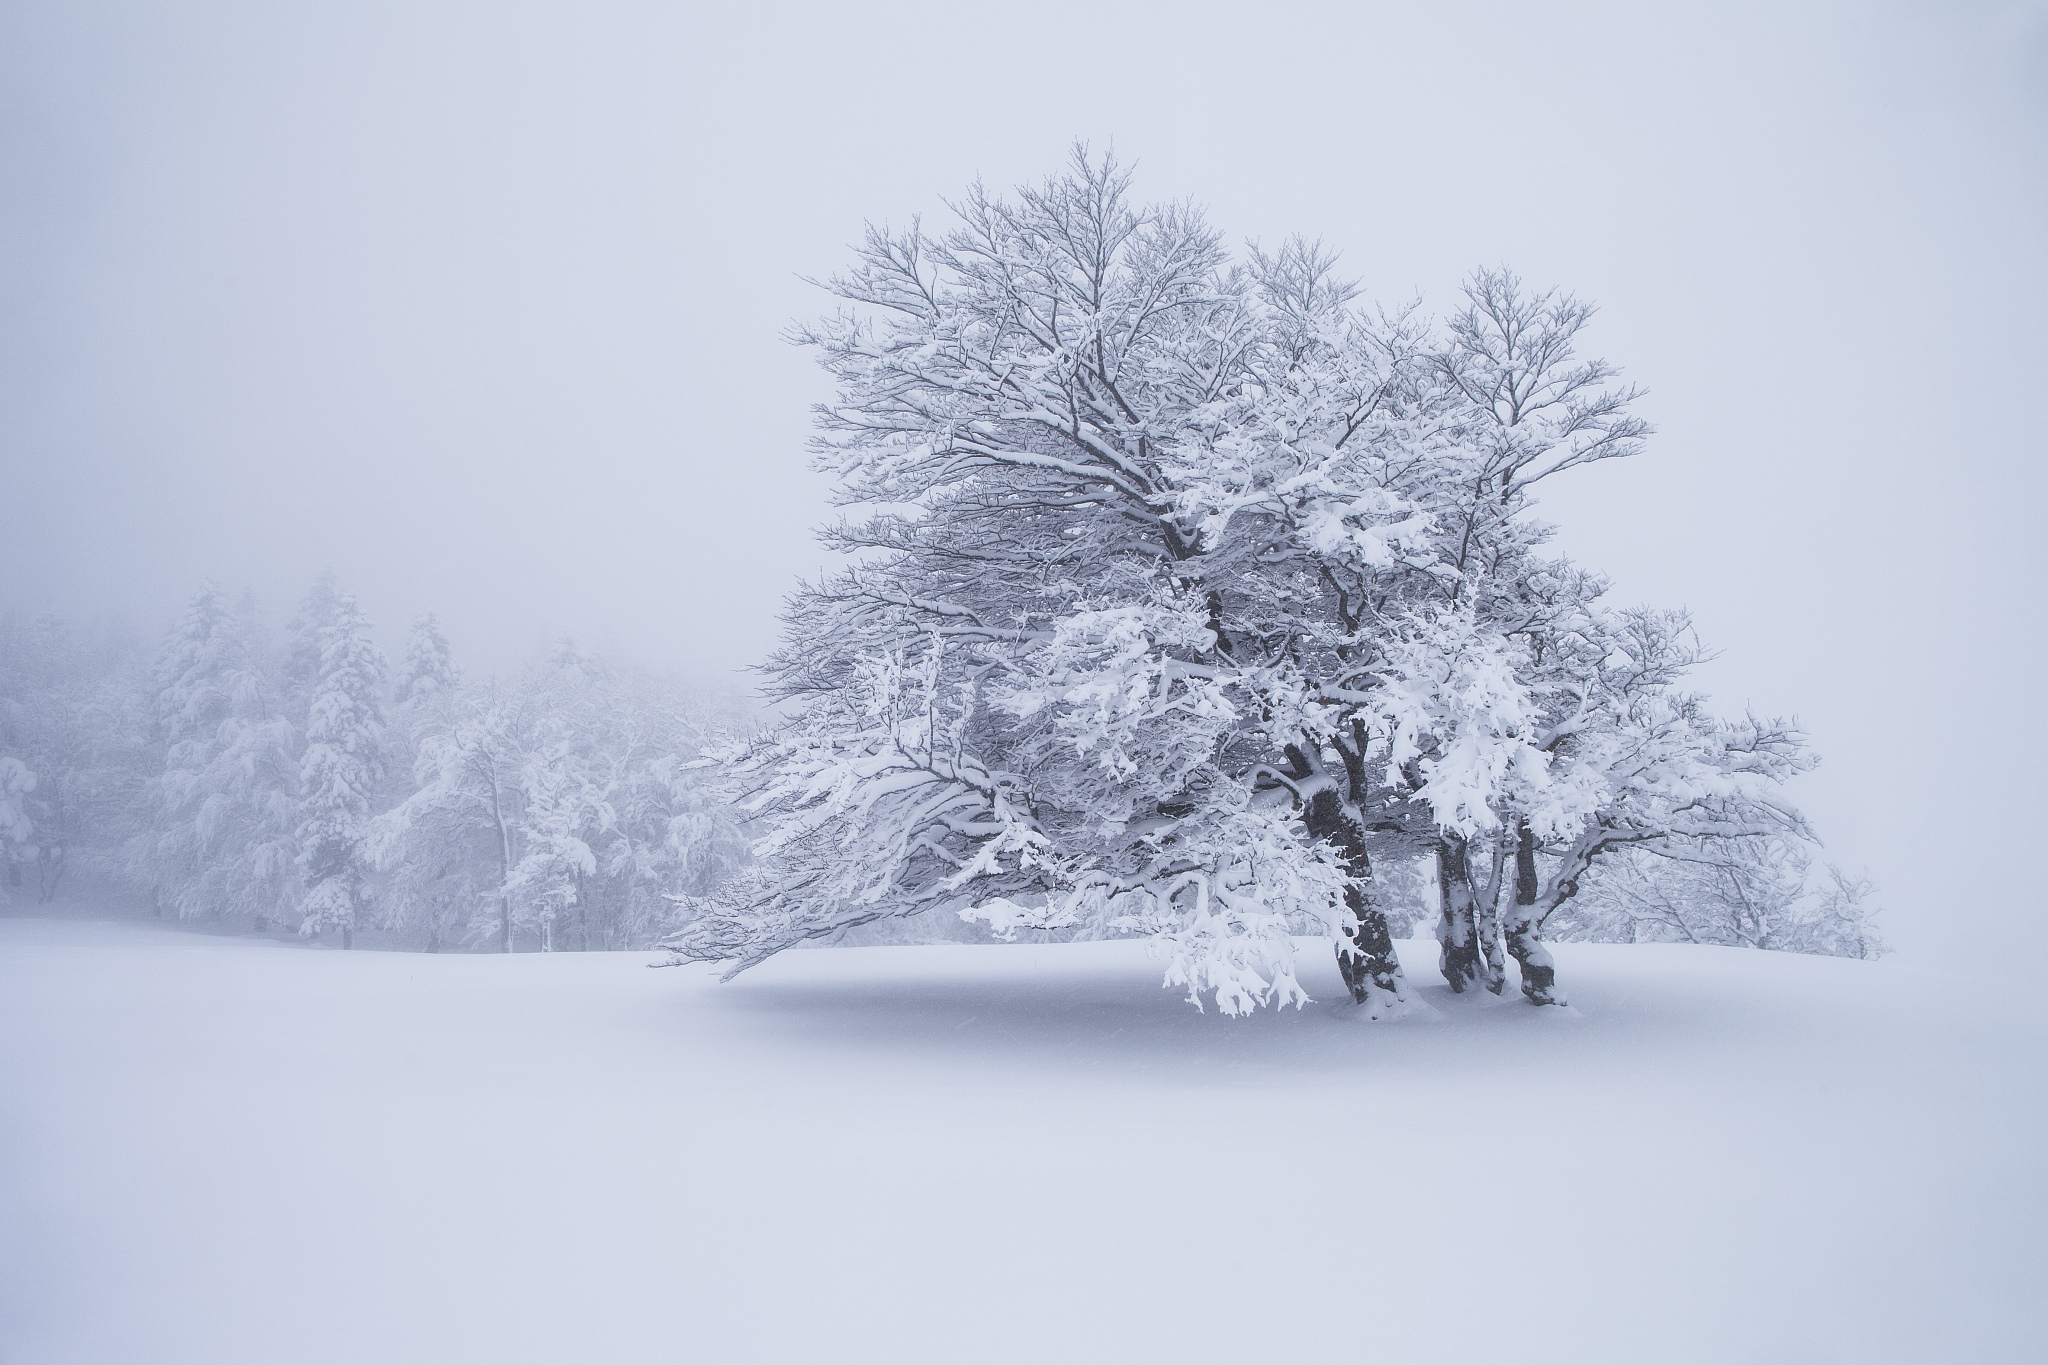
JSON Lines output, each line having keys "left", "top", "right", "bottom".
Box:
{"left": 0, "top": 755, "right": 33, "bottom": 902}
{"left": 0, "top": 614, "right": 154, "bottom": 902}
{"left": 144, "top": 586, "right": 300, "bottom": 927}
{"left": 295, "top": 594, "right": 387, "bottom": 949}
{"left": 284, "top": 573, "right": 343, "bottom": 712}
{"left": 394, "top": 612, "right": 459, "bottom": 706}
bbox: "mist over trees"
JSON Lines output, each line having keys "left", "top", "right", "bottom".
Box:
{"left": 0, "top": 151, "right": 1885, "bottom": 987}
{"left": 0, "top": 586, "right": 748, "bottom": 951}
{"left": 659, "top": 148, "right": 1882, "bottom": 1011}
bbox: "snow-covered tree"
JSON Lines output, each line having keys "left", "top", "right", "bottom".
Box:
{"left": 393, "top": 612, "right": 460, "bottom": 706}
{"left": 284, "top": 573, "right": 343, "bottom": 709}
{"left": 295, "top": 592, "right": 388, "bottom": 948}
{"left": 1353, "top": 603, "right": 1815, "bottom": 1003}
{"left": 141, "top": 585, "right": 301, "bottom": 927}
{"left": 375, "top": 651, "right": 743, "bottom": 952}
{"left": 1551, "top": 836, "right": 1885, "bottom": 959}
{"left": 0, "top": 613, "right": 154, "bottom": 903}
{"left": 502, "top": 730, "right": 600, "bottom": 952}
{"left": 0, "top": 756, "right": 35, "bottom": 902}
{"left": 663, "top": 148, "right": 1847, "bottom": 1012}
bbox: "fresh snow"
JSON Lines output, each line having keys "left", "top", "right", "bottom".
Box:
{"left": 1, "top": 917, "right": 2040, "bottom": 1364}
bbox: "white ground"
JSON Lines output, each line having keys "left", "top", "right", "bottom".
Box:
{"left": 1, "top": 916, "right": 2040, "bottom": 1365}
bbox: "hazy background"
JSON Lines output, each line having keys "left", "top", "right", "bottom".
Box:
{"left": 3, "top": 0, "right": 2043, "bottom": 952}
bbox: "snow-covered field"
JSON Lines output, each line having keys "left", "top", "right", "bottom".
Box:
{"left": 1, "top": 917, "right": 2040, "bottom": 1364}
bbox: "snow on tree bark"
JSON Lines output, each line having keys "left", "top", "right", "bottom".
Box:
{"left": 1435, "top": 834, "right": 1482, "bottom": 994}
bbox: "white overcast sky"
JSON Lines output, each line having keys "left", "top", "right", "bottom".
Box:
{"left": 3, "top": 1, "right": 2044, "bottom": 950}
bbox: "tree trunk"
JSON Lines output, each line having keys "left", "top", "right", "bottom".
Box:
{"left": 1474, "top": 876, "right": 1507, "bottom": 996}
{"left": 1281, "top": 742, "right": 1409, "bottom": 1016}
{"left": 1436, "top": 835, "right": 1481, "bottom": 993}
{"left": 1503, "top": 820, "right": 1565, "bottom": 1006}
{"left": 488, "top": 770, "right": 515, "bottom": 952}
{"left": 1303, "top": 786, "right": 1406, "bottom": 1014}
{"left": 342, "top": 926, "right": 353, "bottom": 950}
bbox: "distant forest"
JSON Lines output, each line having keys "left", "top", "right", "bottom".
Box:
{"left": 0, "top": 578, "right": 749, "bottom": 951}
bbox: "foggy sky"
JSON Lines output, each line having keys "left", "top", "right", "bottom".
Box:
{"left": 3, "top": 1, "right": 2044, "bottom": 952}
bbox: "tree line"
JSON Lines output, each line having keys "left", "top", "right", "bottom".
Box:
{"left": 2, "top": 151, "right": 1884, "bottom": 986}
{"left": 0, "top": 581, "right": 746, "bottom": 950}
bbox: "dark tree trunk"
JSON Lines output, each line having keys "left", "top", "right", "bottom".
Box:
{"left": 342, "top": 926, "right": 353, "bottom": 951}
{"left": 1503, "top": 820, "right": 1564, "bottom": 1006}
{"left": 1287, "top": 743, "right": 1408, "bottom": 1015}
{"left": 1436, "top": 835, "right": 1481, "bottom": 993}
{"left": 426, "top": 925, "right": 441, "bottom": 954}
{"left": 1334, "top": 887, "right": 1404, "bottom": 1012}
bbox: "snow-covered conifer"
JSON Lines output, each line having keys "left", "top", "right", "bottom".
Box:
{"left": 0, "top": 614, "right": 155, "bottom": 904}
{"left": 0, "top": 756, "right": 35, "bottom": 902}
{"left": 295, "top": 592, "right": 388, "bottom": 948}
{"left": 143, "top": 584, "right": 301, "bottom": 927}
{"left": 393, "top": 612, "right": 460, "bottom": 706}
{"left": 284, "top": 572, "right": 342, "bottom": 708}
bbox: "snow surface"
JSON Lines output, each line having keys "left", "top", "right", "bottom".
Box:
{"left": 1, "top": 916, "right": 2041, "bottom": 1364}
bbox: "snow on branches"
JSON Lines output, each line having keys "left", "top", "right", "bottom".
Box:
{"left": 661, "top": 146, "right": 1863, "bottom": 1011}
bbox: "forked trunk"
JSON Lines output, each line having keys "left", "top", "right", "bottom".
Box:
{"left": 1436, "top": 835, "right": 1481, "bottom": 993}
{"left": 1504, "top": 821, "right": 1565, "bottom": 1006}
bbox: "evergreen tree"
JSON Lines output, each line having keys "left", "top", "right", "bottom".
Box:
{"left": 284, "top": 572, "right": 343, "bottom": 711}
{"left": 394, "top": 612, "right": 460, "bottom": 706}
{"left": 0, "top": 756, "right": 34, "bottom": 901}
{"left": 143, "top": 585, "right": 301, "bottom": 927}
{"left": 0, "top": 613, "right": 154, "bottom": 903}
{"left": 295, "top": 593, "right": 388, "bottom": 948}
